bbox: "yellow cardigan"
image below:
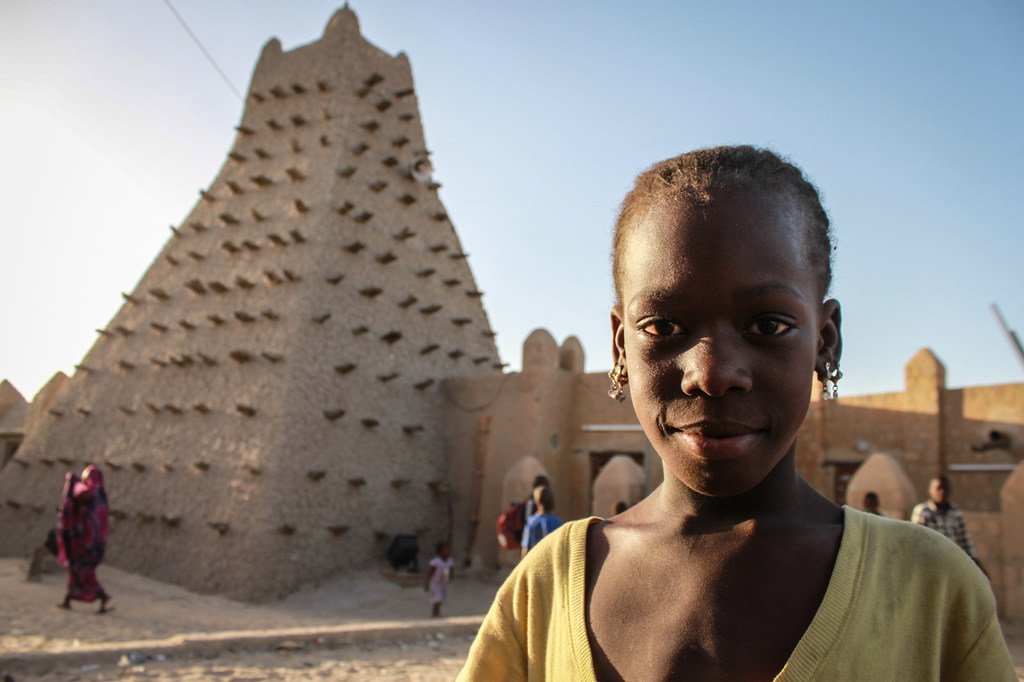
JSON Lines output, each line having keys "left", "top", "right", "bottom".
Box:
{"left": 459, "top": 507, "right": 1015, "bottom": 681}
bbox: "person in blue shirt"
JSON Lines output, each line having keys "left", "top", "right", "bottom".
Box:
{"left": 521, "top": 485, "right": 562, "bottom": 556}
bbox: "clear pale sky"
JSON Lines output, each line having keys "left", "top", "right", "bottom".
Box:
{"left": 2, "top": 1, "right": 1022, "bottom": 400}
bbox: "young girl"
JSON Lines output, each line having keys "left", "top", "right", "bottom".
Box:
{"left": 426, "top": 541, "right": 454, "bottom": 618}
{"left": 459, "top": 146, "right": 1015, "bottom": 680}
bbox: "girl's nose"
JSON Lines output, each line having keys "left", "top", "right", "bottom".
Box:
{"left": 680, "top": 338, "right": 753, "bottom": 397}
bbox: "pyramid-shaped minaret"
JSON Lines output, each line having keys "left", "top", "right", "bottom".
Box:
{"left": 0, "top": 8, "right": 499, "bottom": 600}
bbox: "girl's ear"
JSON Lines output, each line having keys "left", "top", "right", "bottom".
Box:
{"left": 610, "top": 307, "right": 626, "bottom": 365}
{"left": 815, "top": 299, "right": 843, "bottom": 379}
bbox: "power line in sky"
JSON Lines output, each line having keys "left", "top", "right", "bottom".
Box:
{"left": 159, "top": 0, "right": 244, "bottom": 102}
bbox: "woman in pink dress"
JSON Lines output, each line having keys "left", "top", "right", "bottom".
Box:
{"left": 56, "top": 464, "right": 111, "bottom": 613}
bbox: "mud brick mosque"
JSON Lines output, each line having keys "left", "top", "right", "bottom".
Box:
{"left": 1, "top": 8, "right": 1023, "bottom": 615}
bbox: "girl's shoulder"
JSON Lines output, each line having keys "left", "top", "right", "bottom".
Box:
{"left": 852, "top": 506, "right": 973, "bottom": 563}
{"left": 844, "top": 507, "right": 991, "bottom": 604}
{"left": 514, "top": 518, "right": 599, "bottom": 578}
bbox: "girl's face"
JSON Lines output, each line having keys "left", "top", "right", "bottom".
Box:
{"left": 612, "top": 188, "right": 840, "bottom": 497}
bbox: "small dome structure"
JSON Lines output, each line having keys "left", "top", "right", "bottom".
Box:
{"left": 592, "top": 455, "right": 645, "bottom": 518}
{"left": 522, "top": 328, "right": 559, "bottom": 370}
{"left": 501, "top": 456, "right": 550, "bottom": 509}
{"left": 559, "top": 336, "right": 585, "bottom": 373}
{"left": 905, "top": 348, "right": 946, "bottom": 391}
{"left": 845, "top": 452, "right": 917, "bottom": 519}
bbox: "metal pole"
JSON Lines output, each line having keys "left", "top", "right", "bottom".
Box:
{"left": 990, "top": 303, "right": 1024, "bottom": 372}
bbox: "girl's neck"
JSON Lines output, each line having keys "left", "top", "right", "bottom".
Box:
{"left": 652, "top": 449, "right": 832, "bottom": 532}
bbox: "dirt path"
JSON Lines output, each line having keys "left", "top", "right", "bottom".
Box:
{"left": 0, "top": 558, "right": 498, "bottom": 680}
{"left": 0, "top": 559, "right": 500, "bottom": 654}
{"left": 10, "top": 633, "right": 474, "bottom": 682}
{"left": 3, "top": 558, "right": 1023, "bottom": 680}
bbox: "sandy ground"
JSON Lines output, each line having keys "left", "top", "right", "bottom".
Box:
{"left": 0, "top": 558, "right": 499, "bottom": 680}
{"left": 0, "top": 559, "right": 499, "bottom": 652}
{"left": 9, "top": 635, "right": 475, "bottom": 681}
{"left": 2, "top": 557, "right": 1024, "bottom": 680}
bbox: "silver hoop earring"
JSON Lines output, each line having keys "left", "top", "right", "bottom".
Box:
{"left": 821, "top": 362, "right": 843, "bottom": 401}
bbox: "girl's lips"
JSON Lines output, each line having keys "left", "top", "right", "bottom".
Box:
{"left": 669, "top": 424, "right": 765, "bottom": 460}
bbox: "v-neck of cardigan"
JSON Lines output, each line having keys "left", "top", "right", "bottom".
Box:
{"left": 565, "top": 506, "right": 865, "bottom": 681}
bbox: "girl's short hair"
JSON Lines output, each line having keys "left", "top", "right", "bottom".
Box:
{"left": 613, "top": 145, "right": 833, "bottom": 302}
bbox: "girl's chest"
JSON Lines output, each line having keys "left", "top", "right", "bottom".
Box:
{"left": 584, "top": 537, "right": 837, "bottom": 681}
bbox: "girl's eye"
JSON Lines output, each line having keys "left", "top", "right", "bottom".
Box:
{"left": 641, "top": 319, "right": 684, "bottom": 337}
{"left": 747, "top": 318, "right": 793, "bottom": 337}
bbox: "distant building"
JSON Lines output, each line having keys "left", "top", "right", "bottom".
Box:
{"left": 0, "top": 8, "right": 499, "bottom": 600}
